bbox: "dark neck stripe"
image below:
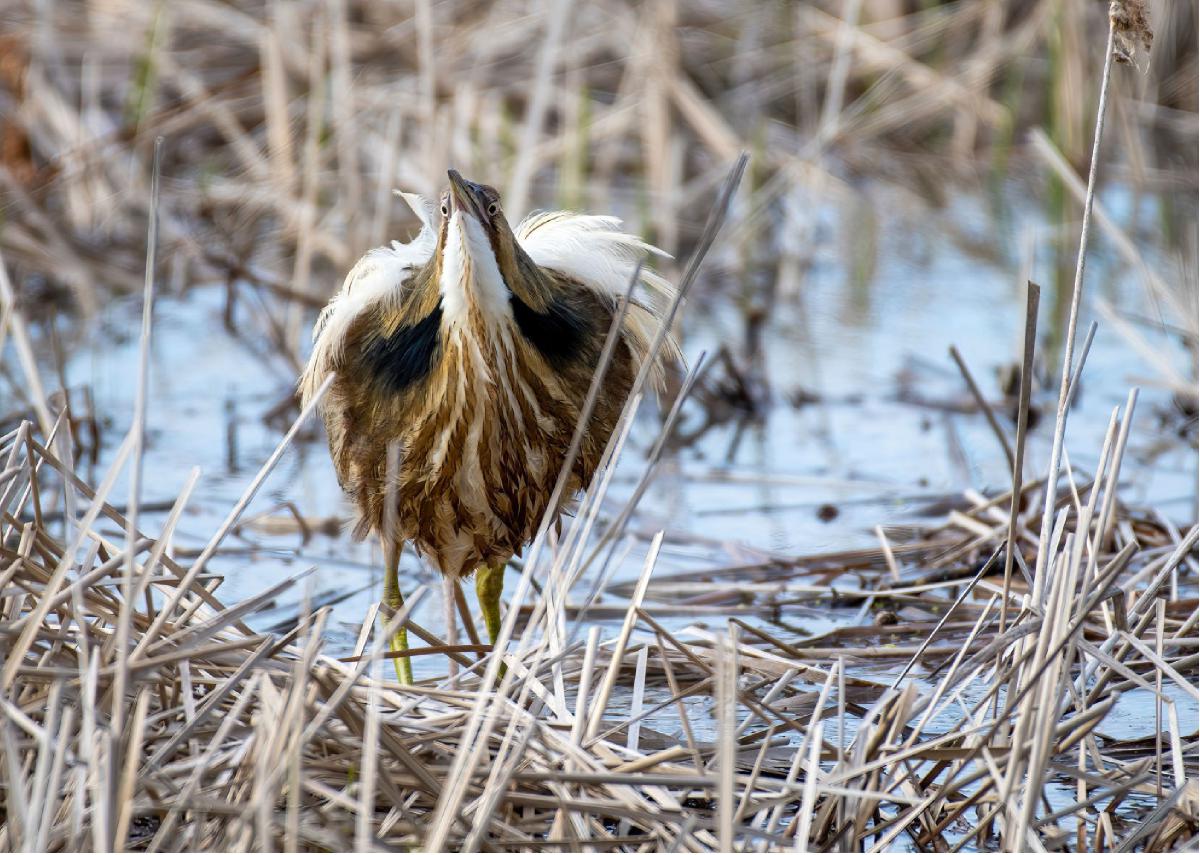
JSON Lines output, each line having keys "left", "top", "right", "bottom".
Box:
{"left": 509, "top": 293, "right": 586, "bottom": 367}
{"left": 360, "top": 303, "right": 443, "bottom": 393}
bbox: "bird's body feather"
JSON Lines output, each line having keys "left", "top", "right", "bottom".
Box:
{"left": 300, "top": 185, "right": 674, "bottom": 579}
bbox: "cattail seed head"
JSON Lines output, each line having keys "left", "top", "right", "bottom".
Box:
{"left": 1109, "top": 0, "right": 1153, "bottom": 66}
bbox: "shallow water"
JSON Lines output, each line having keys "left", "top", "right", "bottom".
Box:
{"left": 23, "top": 181, "right": 1192, "bottom": 688}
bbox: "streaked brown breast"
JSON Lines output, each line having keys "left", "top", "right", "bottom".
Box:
{"left": 320, "top": 285, "right": 634, "bottom": 578}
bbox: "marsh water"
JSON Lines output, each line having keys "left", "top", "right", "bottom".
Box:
{"left": 33, "top": 178, "right": 1198, "bottom": 794}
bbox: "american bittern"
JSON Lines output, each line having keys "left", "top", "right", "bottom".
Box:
{"left": 299, "top": 171, "right": 676, "bottom": 682}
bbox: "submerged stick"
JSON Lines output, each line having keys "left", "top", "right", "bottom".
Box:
{"left": 949, "top": 345, "right": 1014, "bottom": 473}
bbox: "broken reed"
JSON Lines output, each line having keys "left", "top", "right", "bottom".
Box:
{"left": 0, "top": 390, "right": 1196, "bottom": 851}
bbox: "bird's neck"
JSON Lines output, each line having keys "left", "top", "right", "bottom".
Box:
{"left": 439, "top": 213, "right": 511, "bottom": 329}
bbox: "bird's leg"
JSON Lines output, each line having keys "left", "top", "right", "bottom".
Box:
{"left": 381, "top": 541, "right": 413, "bottom": 685}
{"left": 475, "top": 560, "right": 506, "bottom": 671}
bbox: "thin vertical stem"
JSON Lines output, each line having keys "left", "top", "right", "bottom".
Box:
{"left": 1000, "top": 281, "right": 1040, "bottom": 634}
{"left": 1032, "top": 19, "right": 1118, "bottom": 601}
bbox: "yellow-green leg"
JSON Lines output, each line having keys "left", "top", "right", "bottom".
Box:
{"left": 381, "top": 542, "right": 413, "bottom": 684}
{"left": 475, "top": 560, "right": 506, "bottom": 673}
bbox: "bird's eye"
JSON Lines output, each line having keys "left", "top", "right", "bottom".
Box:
{"left": 487, "top": 202, "right": 499, "bottom": 216}
{"left": 440, "top": 202, "right": 449, "bottom": 217}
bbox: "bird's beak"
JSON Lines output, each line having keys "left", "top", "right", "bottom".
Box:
{"left": 447, "top": 169, "right": 488, "bottom": 222}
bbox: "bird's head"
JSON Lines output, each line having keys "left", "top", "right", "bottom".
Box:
{"left": 435, "top": 169, "right": 547, "bottom": 325}
{"left": 443, "top": 169, "right": 502, "bottom": 231}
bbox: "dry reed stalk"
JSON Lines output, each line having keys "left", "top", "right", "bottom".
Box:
{"left": 1000, "top": 284, "right": 1037, "bottom": 636}
{"left": 1032, "top": 15, "right": 1119, "bottom": 603}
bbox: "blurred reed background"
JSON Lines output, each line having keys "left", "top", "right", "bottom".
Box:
{"left": 0, "top": 0, "right": 1195, "bottom": 364}
{"left": 0, "top": 1, "right": 1197, "bottom": 851}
